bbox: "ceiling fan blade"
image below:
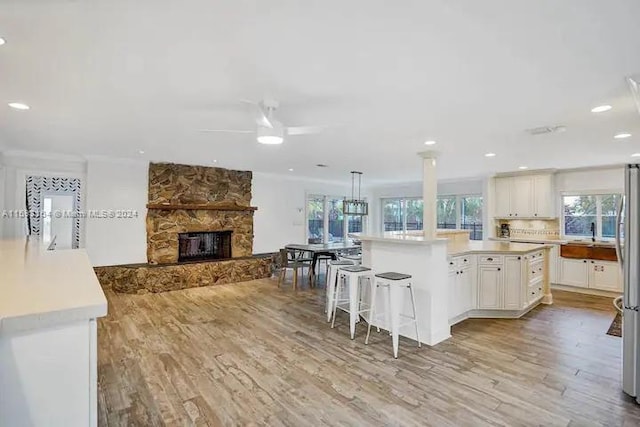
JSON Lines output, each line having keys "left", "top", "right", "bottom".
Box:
{"left": 256, "top": 101, "right": 274, "bottom": 129}
{"left": 286, "top": 125, "right": 325, "bottom": 135}
{"left": 198, "top": 129, "right": 254, "bottom": 134}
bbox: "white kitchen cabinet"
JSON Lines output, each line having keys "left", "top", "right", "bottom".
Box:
{"left": 494, "top": 178, "right": 512, "bottom": 218}
{"left": 549, "top": 245, "right": 559, "bottom": 284}
{"left": 478, "top": 265, "right": 503, "bottom": 309}
{"left": 559, "top": 258, "right": 589, "bottom": 288}
{"left": 589, "top": 260, "right": 622, "bottom": 291}
{"left": 503, "top": 256, "right": 522, "bottom": 310}
{"left": 533, "top": 174, "right": 554, "bottom": 217}
{"left": 510, "top": 177, "right": 534, "bottom": 218}
{"left": 448, "top": 260, "right": 474, "bottom": 322}
{"left": 493, "top": 173, "right": 555, "bottom": 218}
{"left": 458, "top": 267, "right": 474, "bottom": 313}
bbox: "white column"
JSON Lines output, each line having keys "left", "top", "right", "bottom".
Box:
{"left": 418, "top": 150, "right": 440, "bottom": 240}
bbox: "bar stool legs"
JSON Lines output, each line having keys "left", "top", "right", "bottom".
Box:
{"left": 330, "top": 266, "right": 373, "bottom": 339}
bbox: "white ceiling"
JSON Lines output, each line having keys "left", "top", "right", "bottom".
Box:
{"left": 1, "top": 0, "right": 640, "bottom": 184}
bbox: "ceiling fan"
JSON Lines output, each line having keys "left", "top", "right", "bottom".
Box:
{"left": 198, "top": 99, "right": 324, "bottom": 145}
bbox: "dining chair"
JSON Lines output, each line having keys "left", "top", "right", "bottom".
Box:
{"left": 277, "top": 249, "right": 312, "bottom": 290}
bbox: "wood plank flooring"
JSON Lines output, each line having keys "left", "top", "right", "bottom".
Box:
{"left": 97, "top": 279, "right": 640, "bottom": 426}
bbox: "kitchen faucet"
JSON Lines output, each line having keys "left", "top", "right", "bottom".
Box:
{"left": 591, "top": 221, "right": 596, "bottom": 242}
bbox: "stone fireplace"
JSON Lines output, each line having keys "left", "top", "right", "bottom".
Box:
{"left": 94, "top": 162, "right": 274, "bottom": 294}
{"left": 146, "top": 162, "right": 256, "bottom": 264}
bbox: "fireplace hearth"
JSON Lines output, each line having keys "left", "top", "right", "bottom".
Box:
{"left": 178, "top": 231, "right": 232, "bottom": 262}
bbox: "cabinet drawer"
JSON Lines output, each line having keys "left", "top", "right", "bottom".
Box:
{"left": 528, "top": 260, "right": 544, "bottom": 282}
{"left": 528, "top": 251, "right": 544, "bottom": 261}
{"left": 527, "top": 281, "right": 543, "bottom": 303}
{"left": 479, "top": 255, "right": 503, "bottom": 265}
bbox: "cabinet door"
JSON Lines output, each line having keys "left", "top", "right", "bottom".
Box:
{"left": 533, "top": 174, "right": 554, "bottom": 218}
{"left": 589, "top": 260, "right": 622, "bottom": 291}
{"left": 459, "top": 268, "right": 473, "bottom": 313}
{"left": 510, "top": 177, "right": 534, "bottom": 217}
{"left": 478, "top": 266, "right": 503, "bottom": 309}
{"left": 504, "top": 256, "right": 522, "bottom": 310}
{"left": 494, "top": 177, "right": 512, "bottom": 218}
{"left": 559, "top": 258, "right": 589, "bottom": 288}
{"left": 447, "top": 270, "right": 458, "bottom": 320}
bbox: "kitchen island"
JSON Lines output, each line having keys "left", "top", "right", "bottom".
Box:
{"left": 355, "top": 232, "right": 550, "bottom": 346}
{"left": 0, "top": 238, "right": 108, "bottom": 426}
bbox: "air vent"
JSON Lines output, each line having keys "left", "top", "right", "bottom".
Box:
{"left": 316, "top": 164, "right": 329, "bottom": 168}
{"left": 525, "top": 125, "right": 567, "bottom": 136}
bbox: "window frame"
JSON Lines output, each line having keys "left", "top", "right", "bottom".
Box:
{"left": 306, "top": 193, "right": 366, "bottom": 243}
{"left": 380, "top": 194, "right": 483, "bottom": 240}
{"left": 560, "top": 190, "right": 623, "bottom": 241}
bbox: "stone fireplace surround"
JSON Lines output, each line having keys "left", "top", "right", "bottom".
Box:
{"left": 94, "top": 162, "right": 274, "bottom": 294}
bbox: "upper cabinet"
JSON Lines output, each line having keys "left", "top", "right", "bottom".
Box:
{"left": 493, "top": 173, "right": 556, "bottom": 218}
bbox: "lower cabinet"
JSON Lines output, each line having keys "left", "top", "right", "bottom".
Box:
{"left": 559, "top": 258, "right": 589, "bottom": 288}
{"left": 477, "top": 265, "right": 502, "bottom": 309}
{"left": 503, "top": 256, "right": 522, "bottom": 310}
{"left": 448, "top": 266, "right": 474, "bottom": 320}
{"left": 559, "top": 257, "right": 622, "bottom": 291}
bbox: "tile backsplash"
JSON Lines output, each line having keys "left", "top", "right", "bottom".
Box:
{"left": 495, "top": 219, "right": 560, "bottom": 239}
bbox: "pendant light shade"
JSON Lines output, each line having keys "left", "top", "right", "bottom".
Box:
{"left": 344, "top": 171, "right": 368, "bottom": 216}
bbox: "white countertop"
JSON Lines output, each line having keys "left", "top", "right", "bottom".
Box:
{"left": 0, "top": 238, "right": 108, "bottom": 334}
{"left": 352, "top": 232, "right": 449, "bottom": 246}
{"left": 489, "top": 237, "right": 568, "bottom": 245}
{"left": 448, "top": 240, "right": 549, "bottom": 256}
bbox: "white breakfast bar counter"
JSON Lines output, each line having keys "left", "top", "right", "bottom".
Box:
{"left": 354, "top": 233, "right": 551, "bottom": 347}
{"left": 0, "top": 238, "right": 108, "bottom": 427}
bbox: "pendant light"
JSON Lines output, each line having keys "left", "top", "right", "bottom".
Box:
{"left": 344, "top": 171, "right": 368, "bottom": 216}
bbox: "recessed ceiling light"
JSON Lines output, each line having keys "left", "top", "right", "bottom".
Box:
{"left": 8, "top": 102, "right": 29, "bottom": 110}
{"left": 518, "top": 166, "right": 528, "bottom": 170}
{"left": 213, "top": 159, "right": 218, "bottom": 163}
{"left": 138, "top": 150, "right": 145, "bottom": 154}
{"left": 484, "top": 153, "right": 496, "bottom": 157}
{"left": 632, "top": 153, "right": 640, "bottom": 158}
{"left": 591, "top": 105, "right": 612, "bottom": 113}
{"left": 424, "top": 140, "right": 437, "bottom": 146}
{"left": 288, "top": 168, "right": 294, "bottom": 172}
{"left": 615, "top": 132, "right": 632, "bottom": 139}
{"left": 0, "top": 38, "right": 5, "bottom": 46}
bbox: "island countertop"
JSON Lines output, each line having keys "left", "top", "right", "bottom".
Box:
{"left": 448, "top": 240, "right": 549, "bottom": 256}
{"left": 0, "top": 238, "right": 108, "bottom": 333}
{"left": 351, "top": 232, "right": 449, "bottom": 246}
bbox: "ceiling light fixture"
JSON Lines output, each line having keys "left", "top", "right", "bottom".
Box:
{"left": 288, "top": 168, "right": 294, "bottom": 172}
{"left": 591, "top": 105, "right": 612, "bottom": 113}
{"left": 213, "top": 159, "right": 218, "bottom": 163}
{"left": 138, "top": 150, "right": 145, "bottom": 154}
{"left": 632, "top": 153, "right": 640, "bottom": 158}
{"left": 0, "top": 38, "right": 5, "bottom": 46}
{"left": 257, "top": 123, "right": 284, "bottom": 145}
{"left": 519, "top": 166, "right": 528, "bottom": 170}
{"left": 485, "top": 153, "right": 496, "bottom": 158}
{"left": 424, "top": 140, "right": 437, "bottom": 146}
{"left": 615, "top": 132, "right": 632, "bottom": 139}
{"left": 8, "top": 102, "right": 29, "bottom": 110}
{"left": 344, "top": 171, "right": 368, "bottom": 216}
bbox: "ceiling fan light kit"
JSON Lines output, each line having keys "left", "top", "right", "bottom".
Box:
{"left": 257, "top": 122, "right": 284, "bottom": 144}
{"left": 344, "top": 171, "right": 368, "bottom": 216}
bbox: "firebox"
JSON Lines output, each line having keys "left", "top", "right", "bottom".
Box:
{"left": 178, "top": 231, "right": 232, "bottom": 262}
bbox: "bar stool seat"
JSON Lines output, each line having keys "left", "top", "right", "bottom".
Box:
{"left": 366, "top": 271, "right": 421, "bottom": 358}
{"left": 331, "top": 266, "right": 374, "bottom": 339}
{"left": 325, "top": 260, "right": 354, "bottom": 321}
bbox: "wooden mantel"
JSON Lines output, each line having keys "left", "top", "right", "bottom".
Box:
{"left": 146, "top": 202, "right": 258, "bottom": 212}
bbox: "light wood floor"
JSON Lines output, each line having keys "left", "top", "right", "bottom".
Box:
{"left": 98, "top": 278, "right": 640, "bottom": 426}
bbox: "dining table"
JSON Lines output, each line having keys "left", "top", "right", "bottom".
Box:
{"left": 285, "top": 241, "right": 361, "bottom": 276}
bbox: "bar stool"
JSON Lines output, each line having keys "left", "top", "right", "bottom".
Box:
{"left": 366, "top": 272, "right": 421, "bottom": 358}
{"left": 340, "top": 253, "right": 362, "bottom": 266}
{"left": 325, "top": 260, "right": 354, "bottom": 321}
{"left": 331, "top": 266, "right": 374, "bottom": 339}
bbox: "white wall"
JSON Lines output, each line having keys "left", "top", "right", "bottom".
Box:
{"left": 555, "top": 166, "right": 624, "bottom": 194}
{"left": 251, "top": 173, "right": 357, "bottom": 254}
{"left": 84, "top": 157, "right": 148, "bottom": 266}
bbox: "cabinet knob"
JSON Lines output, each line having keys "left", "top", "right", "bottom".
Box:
{"left": 515, "top": 214, "right": 518, "bottom": 217}
{"left": 583, "top": 260, "right": 587, "bottom": 263}
{"left": 463, "top": 259, "right": 467, "bottom": 262}
{"left": 449, "top": 262, "right": 454, "bottom": 265}
{"left": 497, "top": 267, "right": 501, "bottom": 271}
{"left": 534, "top": 213, "right": 538, "bottom": 217}
{"left": 517, "top": 256, "right": 521, "bottom": 260}
{"left": 591, "top": 260, "right": 594, "bottom": 264}
{"left": 487, "top": 257, "right": 493, "bottom": 261}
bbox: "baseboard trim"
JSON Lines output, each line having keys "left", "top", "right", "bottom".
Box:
{"left": 551, "top": 283, "right": 622, "bottom": 298}
{"left": 449, "top": 299, "right": 543, "bottom": 325}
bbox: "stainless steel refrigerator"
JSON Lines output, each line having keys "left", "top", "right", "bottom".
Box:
{"left": 620, "top": 164, "right": 640, "bottom": 400}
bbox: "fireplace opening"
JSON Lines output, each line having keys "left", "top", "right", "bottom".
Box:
{"left": 178, "top": 231, "right": 232, "bottom": 262}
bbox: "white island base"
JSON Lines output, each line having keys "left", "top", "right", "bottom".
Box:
{"left": 360, "top": 235, "right": 451, "bottom": 346}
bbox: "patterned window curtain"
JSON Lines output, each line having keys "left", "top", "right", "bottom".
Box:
{"left": 25, "top": 176, "right": 82, "bottom": 249}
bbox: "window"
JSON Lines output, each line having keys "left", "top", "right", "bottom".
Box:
{"left": 562, "top": 193, "right": 622, "bottom": 240}
{"left": 381, "top": 195, "right": 483, "bottom": 240}
{"left": 307, "top": 195, "right": 365, "bottom": 243}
